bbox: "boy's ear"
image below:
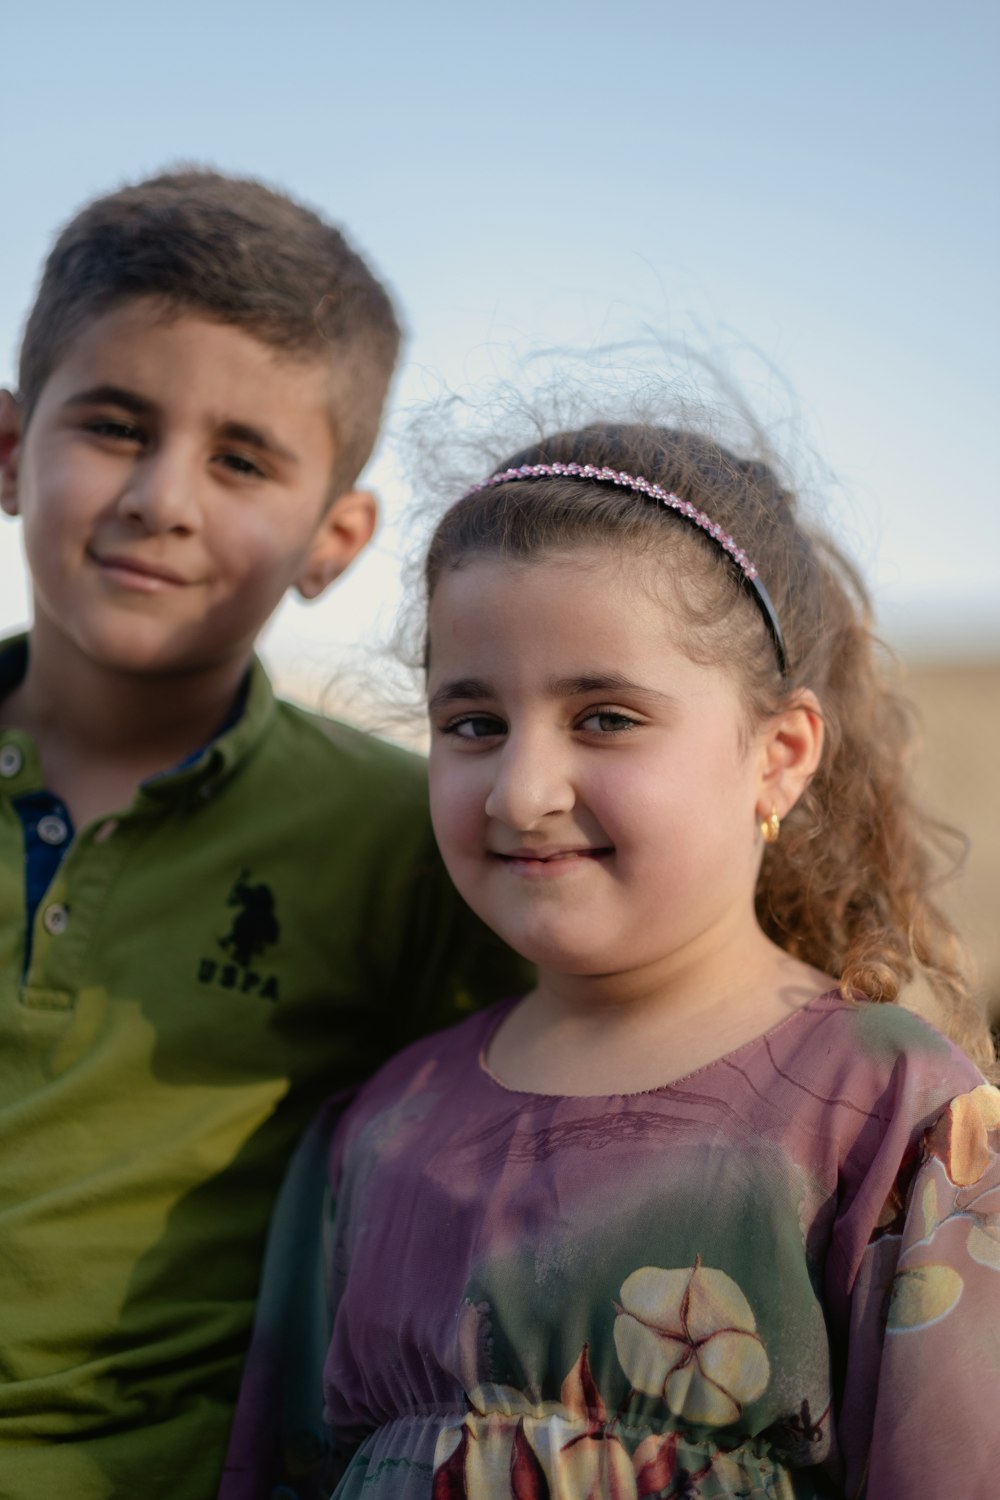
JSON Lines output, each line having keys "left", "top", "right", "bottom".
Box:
{"left": 294, "top": 488, "right": 378, "bottom": 601}
{"left": 0, "top": 390, "right": 23, "bottom": 516}
{"left": 755, "top": 689, "right": 825, "bottom": 825}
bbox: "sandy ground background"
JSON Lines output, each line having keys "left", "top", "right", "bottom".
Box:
{"left": 904, "top": 660, "right": 999, "bottom": 1031}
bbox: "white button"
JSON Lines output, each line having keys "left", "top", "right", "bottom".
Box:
{"left": 42, "top": 903, "right": 69, "bottom": 936}
{"left": 0, "top": 744, "right": 23, "bottom": 777}
{"left": 93, "top": 819, "right": 119, "bottom": 844}
{"left": 38, "top": 814, "right": 69, "bottom": 846}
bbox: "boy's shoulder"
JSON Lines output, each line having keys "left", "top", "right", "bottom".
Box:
{"left": 223, "top": 665, "right": 429, "bottom": 822}
{"left": 271, "top": 694, "right": 426, "bottom": 788}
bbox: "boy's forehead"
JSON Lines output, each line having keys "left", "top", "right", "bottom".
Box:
{"left": 38, "top": 296, "right": 337, "bottom": 443}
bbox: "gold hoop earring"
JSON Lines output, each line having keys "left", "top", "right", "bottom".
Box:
{"left": 759, "top": 806, "right": 781, "bottom": 844}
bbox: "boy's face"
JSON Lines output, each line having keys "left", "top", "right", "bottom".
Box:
{"left": 0, "top": 298, "right": 375, "bottom": 678}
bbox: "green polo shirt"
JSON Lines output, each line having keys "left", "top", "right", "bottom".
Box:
{"left": 0, "top": 641, "right": 519, "bottom": 1498}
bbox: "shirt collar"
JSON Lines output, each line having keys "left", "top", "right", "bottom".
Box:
{"left": 0, "top": 634, "right": 277, "bottom": 806}
{"left": 141, "top": 656, "right": 276, "bottom": 804}
{"left": 0, "top": 635, "right": 29, "bottom": 700}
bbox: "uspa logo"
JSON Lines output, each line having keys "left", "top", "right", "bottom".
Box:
{"left": 197, "top": 870, "right": 281, "bottom": 1001}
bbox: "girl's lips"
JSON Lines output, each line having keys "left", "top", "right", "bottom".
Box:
{"left": 493, "top": 847, "right": 611, "bottom": 877}
{"left": 500, "top": 848, "right": 605, "bottom": 860}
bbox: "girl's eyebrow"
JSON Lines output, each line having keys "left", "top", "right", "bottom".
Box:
{"left": 551, "top": 672, "right": 671, "bottom": 703}
{"left": 428, "top": 678, "right": 492, "bottom": 711}
{"left": 429, "top": 672, "right": 678, "bottom": 712}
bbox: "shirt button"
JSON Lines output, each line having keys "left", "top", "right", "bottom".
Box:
{"left": 0, "top": 744, "right": 23, "bottom": 777}
{"left": 42, "top": 903, "right": 69, "bottom": 936}
{"left": 38, "top": 814, "right": 70, "bottom": 846}
{"left": 93, "top": 819, "right": 119, "bottom": 844}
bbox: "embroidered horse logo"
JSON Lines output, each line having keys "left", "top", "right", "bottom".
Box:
{"left": 219, "top": 869, "right": 280, "bottom": 967}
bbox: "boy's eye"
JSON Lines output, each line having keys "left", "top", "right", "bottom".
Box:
{"left": 218, "top": 451, "right": 266, "bottom": 479}
{"left": 84, "top": 418, "right": 144, "bottom": 443}
{"left": 442, "top": 714, "right": 506, "bottom": 741}
{"left": 578, "top": 709, "right": 641, "bottom": 734}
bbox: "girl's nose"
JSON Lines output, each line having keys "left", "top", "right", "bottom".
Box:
{"left": 116, "top": 449, "right": 201, "bottom": 534}
{"left": 483, "top": 732, "right": 575, "bottom": 830}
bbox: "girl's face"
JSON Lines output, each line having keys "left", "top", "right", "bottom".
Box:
{"left": 427, "top": 547, "right": 771, "bottom": 984}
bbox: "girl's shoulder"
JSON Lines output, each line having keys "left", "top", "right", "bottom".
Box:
{"left": 777, "top": 989, "right": 980, "bottom": 1074}
{"left": 755, "top": 990, "right": 986, "bottom": 1137}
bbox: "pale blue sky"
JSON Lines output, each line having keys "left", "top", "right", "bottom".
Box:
{"left": 1, "top": 0, "right": 997, "bottom": 681}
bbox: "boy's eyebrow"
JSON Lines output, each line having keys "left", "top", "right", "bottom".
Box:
{"left": 62, "top": 387, "right": 299, "bottom": 464}
{"left": 63, "top": 384, "right": 156, "bottom": 417}
{"left": 216, "top": 420, "right": 299, "bottom": 465}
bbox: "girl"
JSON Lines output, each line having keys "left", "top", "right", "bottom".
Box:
{"left": 222, "top": 423, "right": 1000, "bottom": 1500}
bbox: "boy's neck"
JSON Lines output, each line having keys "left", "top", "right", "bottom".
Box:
{"left": 1, "top": 622, "right": 254, "bottom": 825}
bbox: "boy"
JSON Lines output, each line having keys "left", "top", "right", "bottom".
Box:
{"left": 0, "top": 170, "right": 517, "bottom": 1499}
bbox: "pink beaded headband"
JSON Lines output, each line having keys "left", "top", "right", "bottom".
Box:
{"left": 460, "top": 461, "right": 788, "bottom": 671}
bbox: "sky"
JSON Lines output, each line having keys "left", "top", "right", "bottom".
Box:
{"left": 1, "top": 0, "right": 997, "bottom": 701}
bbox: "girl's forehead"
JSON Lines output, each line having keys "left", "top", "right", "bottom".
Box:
{"left": 426, "top": 549, "right": 720, "bottom": 692}
{"left": 433, "top": 545, "right": 659, "bottom": 598}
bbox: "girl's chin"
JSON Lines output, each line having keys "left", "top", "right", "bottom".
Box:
{"left": 505, "top": 939, "right": 626, "bottom": 978}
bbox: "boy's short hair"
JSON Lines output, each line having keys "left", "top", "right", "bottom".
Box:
{"left": 17, "top": 167, "right": 401, "bottom": 497}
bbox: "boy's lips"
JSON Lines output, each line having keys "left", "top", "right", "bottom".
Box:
{"left": 90, "top": 551, "right": 191, "bottom": 590}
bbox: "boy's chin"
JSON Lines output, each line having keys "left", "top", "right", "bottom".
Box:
{"left": 56, "top": 618, "right": 253, "bottom": 682}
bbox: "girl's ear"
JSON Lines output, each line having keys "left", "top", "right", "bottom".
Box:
{"left": 756, "top": 689, "right": 825, "bottom": 823}
{"left": 294, "top": 489, "right": 378, "bottom": 601}
{"left": 0, "top": 391, "right": 23, "bottom": 517}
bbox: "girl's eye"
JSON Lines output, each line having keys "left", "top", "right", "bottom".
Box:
{"left": 443, "top": 714, "right": 506, "bottom": 741}
{"left": 578, "top": 709, "right": 641, "bottom": 734}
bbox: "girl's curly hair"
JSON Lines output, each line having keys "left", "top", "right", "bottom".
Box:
{"left": 424, "top": 421, "right": 996, "bottom": 1078}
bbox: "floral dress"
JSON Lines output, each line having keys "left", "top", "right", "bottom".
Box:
{"left": 220, "top": 993, "right": 1000, "bottom": 1499}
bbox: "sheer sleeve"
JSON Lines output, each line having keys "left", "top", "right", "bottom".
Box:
{"left": 835, "top": 1082, "right": 1000, "bottom": 1499}
{"left": 218, "top": 1092, "right": 351, "bottom": 1500}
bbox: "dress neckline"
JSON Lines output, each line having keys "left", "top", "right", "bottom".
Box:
{"left": 476, "top": 988, "right": 848, "bottom": 1102}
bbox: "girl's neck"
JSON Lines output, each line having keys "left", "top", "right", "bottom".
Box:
{"left": 488, "top": 927, "right": 834, "bottom": 1097}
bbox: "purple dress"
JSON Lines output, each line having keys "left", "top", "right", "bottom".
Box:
{"left": 221, "top": 993, "right": 1000, "bottom": 1498}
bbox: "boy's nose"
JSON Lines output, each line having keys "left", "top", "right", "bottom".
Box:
{"left": 483, "top": 732, "right": 575, "bottom": 830}
{"left": 116, "top": 451, "right": 201, "bottom": 534}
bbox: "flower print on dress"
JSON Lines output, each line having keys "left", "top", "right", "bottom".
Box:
{"left": 926, "top": 1084, "right": 1000, "bottom": 1273}
{"left": 432, "top": 1412, "right": 549, "bottom": 1499}
{"left": 925, "top": 1083, "right": 1000, "bottom": 1189}
{"left": 874, "top": 1084, "right": 1000, "bottom": 1334}
{"left": 612, "top": 1259, "right": 770, "bottom": 1427}
{"left": 886, "top": 1263, "right": 964, "bottom": 1331}
{"left": 431, "top": 1345, "right": 637, "bottom": 1499}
